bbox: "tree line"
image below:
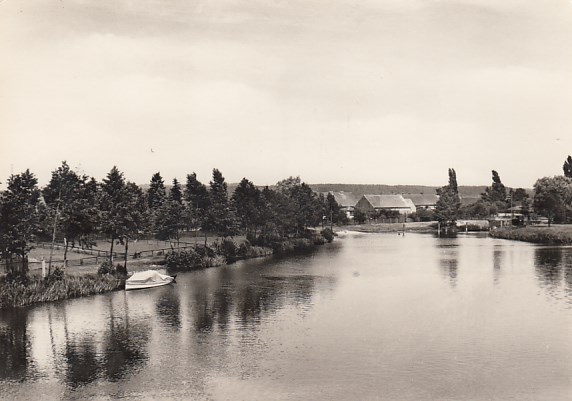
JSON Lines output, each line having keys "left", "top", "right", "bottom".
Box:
{"left": 434, "top": 155, "right": 572, "bottom": 227}
{"left": 0, "top": 162, "right": 344, "bottom": 277}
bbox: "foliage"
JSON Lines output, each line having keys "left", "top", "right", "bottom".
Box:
{"left": 490, "top": 226, "right": 572, "bottom": 245}
{"left": 533, "top": 176, "right": 572, "bottom": 226}
{"left": 321, "top": 228, "right": 335, "bottom": 243}
{"left": 434, "top": 168, "right": 461, "bottom": 225}
{"left": 0, "top": 274, "right": 124, "bottom": 309}
{"left": 353, "top": 208, "right": 367, "bottom": 224}
{"left": 147, "top": 172, "right": 167, "bottom": 210}
{"left": 564, "top": 155, "right": 572, "bottom": 179}
{"left": 169, "top": 178, "right": 183, "bottom": 204}
{"left": 42, "top": 162, "right": 99, "bottom": 265}
{"left": 0, "top": 169, "right": 41, "bottom": 276}
{"left": 206, "top": 169, "right": 239, "bottom": 237}
{"left": 185, "top": 172, "right": 210, "bottom": 232}
{"left": 414, "top": 208, "right": 436, "bottom": 222}
{"left": 481, "top": 170, "right": 508, "bottom": 208}
{"left": 232, "top": 178, "right": 263, "bottom": 234}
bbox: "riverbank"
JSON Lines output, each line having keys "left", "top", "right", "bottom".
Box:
{"left": 0, "top": 273, "right": 124, "bottom": 309}
{"left": 490, "top": 225, "right": 572, "bottom": 245}
{"left": 0, "top": 230, "right": 334, "bottom": 309}
{"left": 339, "top": 221, "right": 436, "bottom": 234}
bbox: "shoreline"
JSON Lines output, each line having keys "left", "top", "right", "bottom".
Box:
{"left": 489, "top": 225, "right": 572, "bottom": 245}
{"left": 337, "top": 221, "right": 436, "bottom": 234}
{"left": 0, "top": 232, "right": 333, "bottom": 310}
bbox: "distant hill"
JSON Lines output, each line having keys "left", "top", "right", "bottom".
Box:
{"left": 309, "top": 184, "right": 489, "bottom": 199}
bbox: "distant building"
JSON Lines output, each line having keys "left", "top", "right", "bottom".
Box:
{"left": 326, "top": 191, "right": 360, "bottom": 218}
{"left": 355, "top": 194, "right": 416, "bottom": 215}
{"left": 403, "top": 194, "right": 439, "bottom": 210}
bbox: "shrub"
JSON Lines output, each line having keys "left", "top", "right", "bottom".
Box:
{"left": 219, "top": 238, "right": 238, "bottom": 263}
{"left": 321, "top": 228, "right": 335, "bottom": 243}
{"left": 98, "top": 261, "right": 114, "bottom": 275}
{"left": 47, "top": 266, "right": 65, "bottom": 283}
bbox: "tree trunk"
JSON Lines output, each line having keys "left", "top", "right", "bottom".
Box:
{"left": 63, "top": 241, "right": 69, "bottom": 269}
{"left": 124, "top": 236, "right": 129, "bottom": 273}
{"left": 109, "top": 235, "right": 115, "bottom": 265}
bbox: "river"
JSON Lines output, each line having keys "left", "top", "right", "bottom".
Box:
{"left": 1, "top": 232, "right": 572, "bottom": 400}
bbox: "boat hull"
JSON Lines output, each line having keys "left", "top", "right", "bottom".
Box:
{"left": 125, "top": 270, "right": 176, "bottom": 291}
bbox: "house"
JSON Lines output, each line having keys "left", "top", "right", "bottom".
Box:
{"left": 355, "top": 194, "right": 416, "bottom": 215}
{"left": 326, "top": 191, "right": 360, "bottom": 218}
{"left": 403, "top": 194, "right": 439, "bottom": 210}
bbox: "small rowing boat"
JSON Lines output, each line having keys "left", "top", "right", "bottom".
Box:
{"left": 125, "top": 270, "right": 177, "bottom": 291}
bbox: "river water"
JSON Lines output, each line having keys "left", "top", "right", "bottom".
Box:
{"left": 1, "top": 233, "right": 572, "bottom": 400}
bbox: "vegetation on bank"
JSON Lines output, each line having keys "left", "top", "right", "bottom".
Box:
{"left": 490, "top": 226, "right": 572, "bottom": 245}
{"left": 0, "top": 268, "right": 124, "bottom": 309}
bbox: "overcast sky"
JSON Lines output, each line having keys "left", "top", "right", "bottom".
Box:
{"left": 1, "top": 0, "right": 572, "bottom": 188}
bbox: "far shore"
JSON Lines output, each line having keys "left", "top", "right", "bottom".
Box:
{"left": 336, "top": 221, "right": 436, "bottom": 234}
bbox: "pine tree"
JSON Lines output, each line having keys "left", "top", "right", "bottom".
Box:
{"left": 147, "top": 172, "right": 166, "bottom": 210}
{"left": 185, "top": 173, "right": 210, "bottom": 235}
{"left": 232, "top": 178, "right": 262, "bottom": 235}
{"left": 170, "top": 178, "right": 183, "bottom": 204}
{"left": 207, "top": 169, "right": 238, "bottom": 237}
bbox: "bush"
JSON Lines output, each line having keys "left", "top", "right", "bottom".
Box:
{"left": 97, "top": 260, "right": 114, "bottom": 275}
{"left": 47, "top": 266, "right": 65, "bottom": 284}
{"left": 321, "top": 228, "right": 335, "bottom": 243}
{"left": 115, "top": 264, "right": 127, "bottom": 276}
{"left": 219, "top": 238, "right": 238, "bottom": 263}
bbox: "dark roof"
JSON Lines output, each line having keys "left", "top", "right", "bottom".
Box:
{"left": 328, "top": 191, "right": 360, "bottom": 208}
{"left": 404, "top": 194, "right": 439, "bottom": 206}
{"left": 362, "top": 194, "right": 410, "bottom": 209}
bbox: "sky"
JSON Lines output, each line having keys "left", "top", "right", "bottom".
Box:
{"left": 1, "top": 0, "right": 572, "bottom": 189}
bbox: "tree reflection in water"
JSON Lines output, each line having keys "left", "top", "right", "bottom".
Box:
{"left": 0, "top": 309, "right": 29, "bottom": 381}
{"left": 493, "top": 246, "right": 503, "bottom": 285}
{"left": 534, "top": 247, "right": 563, "bottom": 290}
{"left": 533, "top": 246, "right": 572, "bottom": 306}
{"left": 437, "top": 237, "right": 459, "bottom": 288}
{"left": 61, "top": 295, "right": 151, "bottom": 388}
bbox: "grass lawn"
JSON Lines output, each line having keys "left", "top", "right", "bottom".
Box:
{"left": 490, "top": 224, "right": 572, "bottom": 245}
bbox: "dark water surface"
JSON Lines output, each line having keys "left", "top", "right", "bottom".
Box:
{"left": 1, "top": 233, "right": 572, "bottom": 400}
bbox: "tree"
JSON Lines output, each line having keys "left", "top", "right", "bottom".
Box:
{"left": 147, "top": 172, "right": 166, "bottom": 210}
{"left": 533, "top": 176, "right": 572, "bottom": 226}
{"left": 100, "top": 167, "right": 146, "bottom": 271}
{"left": 325, "top": 193, "right": 343, "bottom": 227}
{"left": 0, "top": 170, "right": 41, "bottom": 276}
{"left": 435, "top": 168, "right": 461, "bottom": 226}
{"left": 482, "top": 170, "right": 508, "bottom": 207}
{"left": 563, "top": 155, "right": 572, "bottom": 178}
{"left": 184, "top": 173, "right": 210, "bottom": 242}
{"left": 169, "top": 178, "right": 183, "bottom": 204}
{"left": 154, "top": 178, "right": 186, "bottom": 246}
{"left": 206, "top": 169, "right": 238, "bottom": 237}
{"left": 43, "top": 161, "right": 98, "bottom": 270}
{"left": 232, "top": 178, "right": 262, "bottom": 235}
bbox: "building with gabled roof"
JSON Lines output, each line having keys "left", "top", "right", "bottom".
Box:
{"left": 324, "top": 191, "right": 360, "bottom": 218}
{"left": 355, "top": 194, "right": 416, "bottom": 215}
{"left": 404, "top": 194, "right": 439, "bottom": 210}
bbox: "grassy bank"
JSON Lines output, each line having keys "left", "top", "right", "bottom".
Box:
{"left": 340, "top": 221, "right": 436, "bottom": 234}
{"left": 0, "top": 273, "right": 124, "bottom": 309}
{"left": 490, "top": 225, "right": 572, "bottom": 245}
{"left": 1, "top": 230, "right": 335, "bottom": 309}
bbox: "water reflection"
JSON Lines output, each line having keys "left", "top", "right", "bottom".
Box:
{"left": 493, "top": 246, "right": 503, "bottom": 285}
{"left": 0, "top": 309, "right": 29, "bottom": 381}
{"left": 437, "top": 237, "right": 459, "bottom": 287}
{"left": 534, "top": 247, "right": 572, "bottom": 305}
{"left": 103, "top": 298, "right": 149, "bottom": 382}
{"left": 534, "top": 247, "right": 563, "bottom": 289}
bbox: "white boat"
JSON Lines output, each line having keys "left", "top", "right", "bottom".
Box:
{"left": 125, "top": 270, "right": 177, "bottom": 291}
